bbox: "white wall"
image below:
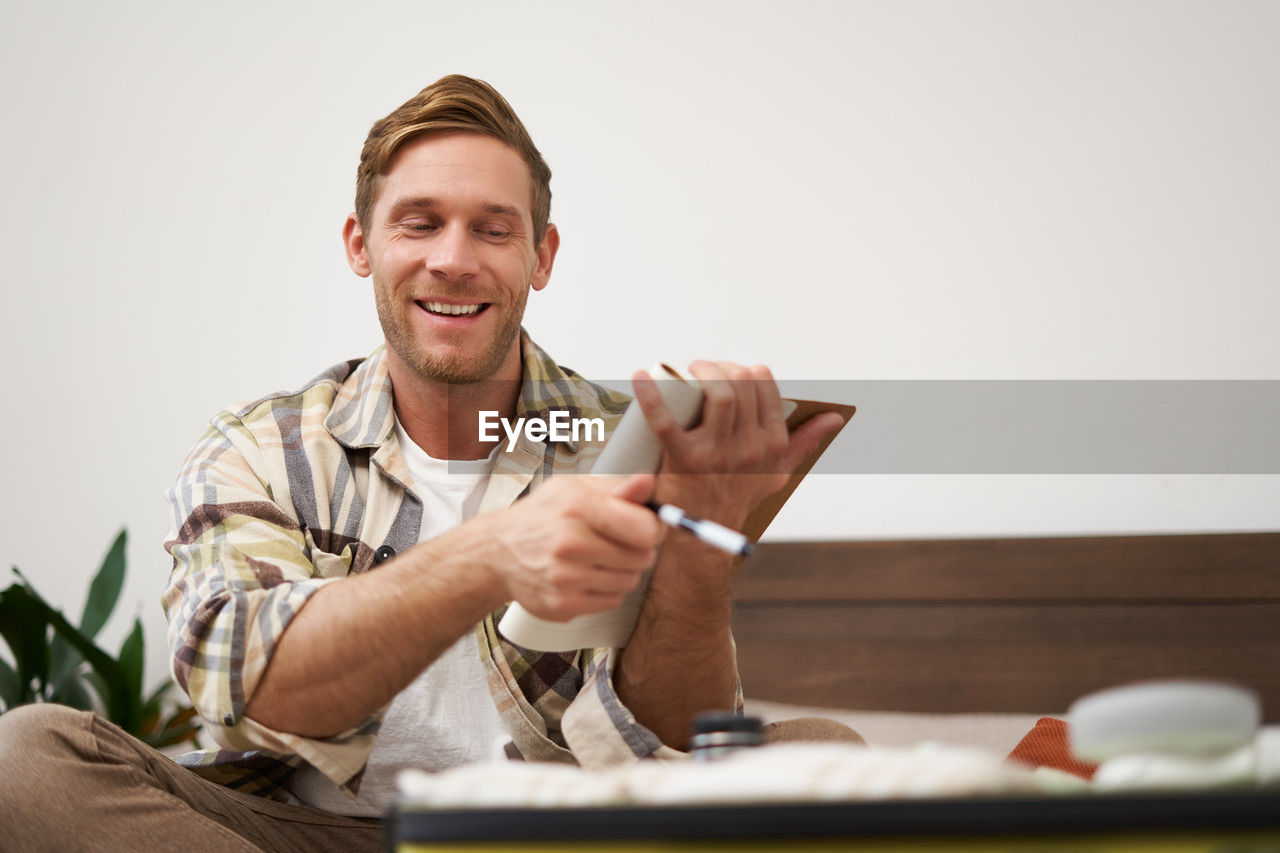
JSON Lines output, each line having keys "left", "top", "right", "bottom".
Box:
{"left": 2, "top": 1, "right": 1276, "bottom": 689}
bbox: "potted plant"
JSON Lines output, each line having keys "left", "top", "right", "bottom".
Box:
{"left": 0, "top": 530, "right": 201, "bottom": 749}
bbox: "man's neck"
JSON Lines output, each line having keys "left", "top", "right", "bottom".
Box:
{"left": 386, "top": 345, "right": 522, "bottom": 461}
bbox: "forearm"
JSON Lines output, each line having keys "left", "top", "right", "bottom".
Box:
{"left": 242, "top": 476, "right": 662, "bottom": 739}
{"left": 615, "top": 536, "right": 740, "bottom": 749}
{"left": 612, "top": 360, "right": 845, "bottom": 750}
{"left": 244, "top": 522, "right": 507, "bottom": 737}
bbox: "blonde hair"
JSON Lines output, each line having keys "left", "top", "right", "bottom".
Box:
{"left": 355, "top": 75, "right": 552, "bottom": 244}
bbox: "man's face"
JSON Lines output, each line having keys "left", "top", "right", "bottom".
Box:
{"left": 344, "top": 133, "right": 557, "bottom": 385}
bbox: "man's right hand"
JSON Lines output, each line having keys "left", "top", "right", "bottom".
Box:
{"left": 476, "top": 473, "right": 663, "bottom": 622}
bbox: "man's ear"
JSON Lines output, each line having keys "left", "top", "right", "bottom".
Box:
{"left": 530, "top": 223, "right": 559, "bottom": 292}
{"left": 343, "top": 213, "right": 371, "bottom": 277}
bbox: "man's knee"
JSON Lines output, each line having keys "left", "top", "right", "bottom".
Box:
{"left": 764, "top": 716, "right": 867, "bottom": 747}
{"left": 0, "top": 704, "right": 98, "bottom": 792}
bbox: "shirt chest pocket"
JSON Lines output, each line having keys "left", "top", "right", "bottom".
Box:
{"left": 302, "top": 527, "right": 358, "bottom": 579}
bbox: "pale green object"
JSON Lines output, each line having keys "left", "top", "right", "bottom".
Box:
{"left": 1068, "top": 680, "right": 1260, "bottom": 763}
{"left": 1093, "top": 745, "right": 1257, "bottom": 792}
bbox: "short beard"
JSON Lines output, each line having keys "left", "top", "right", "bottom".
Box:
{"left": 374, "top": 284, "right": 526, "bottom": 386}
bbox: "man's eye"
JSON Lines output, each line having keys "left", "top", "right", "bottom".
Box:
{"left": 478, "top": 227, "right": 510, "bottom": 239}
{"left": 406, "top": 223, "right": 436, "bottom": 232}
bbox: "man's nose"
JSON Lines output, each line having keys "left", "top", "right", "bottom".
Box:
{"left": 427, "top": 222, "right": 481, "bottom": 281}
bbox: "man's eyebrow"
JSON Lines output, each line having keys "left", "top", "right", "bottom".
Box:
{"left": 479, "top": 202, "right": 524, "bottom": 220}
{"left": 387, "top": 197, "right": 524, "bottom": 220}
{"left": 385, "top": 196, "right": 440, "bottom": 215}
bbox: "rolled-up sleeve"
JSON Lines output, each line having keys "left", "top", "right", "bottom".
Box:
{"left": 162, "top": 410, "right": 378, "bottom": 790}
{"left": 561, "top": 645, "right": 744, "bottom": 768}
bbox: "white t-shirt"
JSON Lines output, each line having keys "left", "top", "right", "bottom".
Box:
{"left": 286, "top": 421, "right": 508, "bottom": 815}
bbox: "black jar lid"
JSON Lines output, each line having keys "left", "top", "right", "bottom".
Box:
{"left": 690, "top": 711, "right": 764, "bottom": 736}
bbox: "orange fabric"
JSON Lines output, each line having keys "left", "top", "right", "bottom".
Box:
{"left": 1006, "top": 717, "right": 1100, "bottom": 780}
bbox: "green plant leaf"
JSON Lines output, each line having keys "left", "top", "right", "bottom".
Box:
{"left": 81, "top": 529, "right": 127, "bottom": 640}
{"left": 15, "top": 588, "right": 129, "bottom": 723}
{"left": 0, "top": 655, "right": 21, "bottom": 709}
{"left": 118, "top": 617, "right": 145, "bottom": 730}
{"left": 143, "top": 720, "right": 202, "bottom": 749}
{"left": 48, "top": 634, "right": 85, "bottom": 695}
{"left": 141, "top": 705, "right": 202, "bottom": 749}
{"left": 50, "top": 670, "right": 98, "bottom": 712}
{"left": 82, "top": 670, "right": 110, "bottom": 711}
{"left": 140, "top": 679, "right": 171, "bottom": 723}
{"left": 165, "top": 705, "right": 200, "bottom": 730}
{"left": 0, "top": 582, "right": 52, "bottom": 702}
{"left": 3, "top": 530, "right": 201, "bottom": 747}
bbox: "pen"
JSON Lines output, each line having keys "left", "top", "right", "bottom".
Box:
{"left": 645, "top": 501, "right": 755, "bottom": 557}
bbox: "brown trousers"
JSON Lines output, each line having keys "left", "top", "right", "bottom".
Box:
{"left": 0, "top": 704, "right": 383, "bottom": 853}
{"left": 0, "top": 704, "right": 864, "bottom": 852}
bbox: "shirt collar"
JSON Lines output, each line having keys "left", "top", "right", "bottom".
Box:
{"left": 324, "top": 329, "right": 596, "bottom": 454}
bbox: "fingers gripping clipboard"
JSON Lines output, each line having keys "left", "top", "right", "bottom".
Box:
{"left": 497, "top": 364, "right": 854, "bottom": 652}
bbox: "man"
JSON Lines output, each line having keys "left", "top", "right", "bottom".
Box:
{"left": 0, "top": 75, "right": 842, "bottom": 851}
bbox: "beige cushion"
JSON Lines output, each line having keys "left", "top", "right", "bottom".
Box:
{"left": 746, "top": 698, "right": 1048, "bottom": 756}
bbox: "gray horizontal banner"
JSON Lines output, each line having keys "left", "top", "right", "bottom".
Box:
{"left": 589, "top": 379, "right": 1280, "bottom": 474}
{"left": 449, "top": 379, "right": 1279, "bottom": 474}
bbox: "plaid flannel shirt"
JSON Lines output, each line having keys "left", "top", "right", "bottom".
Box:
{"left": 162, "top": 332, "right": 707, "bottom": 799}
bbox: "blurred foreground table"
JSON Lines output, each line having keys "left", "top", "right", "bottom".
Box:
{"left": 389, "top": 790, "right": 1280, "bottom": 852}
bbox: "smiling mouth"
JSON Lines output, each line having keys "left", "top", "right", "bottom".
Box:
{"left": 417, "top": 301, "right": 489, "bottom": 317}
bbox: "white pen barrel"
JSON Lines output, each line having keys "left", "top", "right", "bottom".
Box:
{"left": 656, "top": 504, "right": 686, "bottom": 526}
{"left": 688, "top": 518, "right": 750, "bottom": 555}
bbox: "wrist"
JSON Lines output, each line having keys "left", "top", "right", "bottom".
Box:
{"left": 398, "top": 517, "right": 512, "bottom": 613}
{"left": 653, "top": 475, "right": 771, "bottom": 532}
{"left": 648, "top": 535, "right": 737, "bottom": 610}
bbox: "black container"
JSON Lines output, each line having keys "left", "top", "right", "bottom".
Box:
{"left": 688, "top": 711, "right": 765, "bottom": 761}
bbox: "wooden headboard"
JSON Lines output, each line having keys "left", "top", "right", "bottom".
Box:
{"left": 731, "top": 532, "right": 1280, "bottom": 721}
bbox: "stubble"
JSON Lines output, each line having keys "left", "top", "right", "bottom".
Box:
{"left": 373, "top": 277, "right": 528, "bottom": 385}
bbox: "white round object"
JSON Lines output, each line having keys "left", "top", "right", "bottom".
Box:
{"left": 1068, "top": 680, "right": 1260, "bottom": 762}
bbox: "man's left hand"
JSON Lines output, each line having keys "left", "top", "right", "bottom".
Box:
{"left": 631, "top": 360, "right": 844, "bottom": 533}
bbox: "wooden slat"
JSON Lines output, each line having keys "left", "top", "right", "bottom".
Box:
{"left": 733, "top": 602, "right": 1280, "bottom": 719}
{"left": 735, "top": 533, "right": 1280, "bottom": 602}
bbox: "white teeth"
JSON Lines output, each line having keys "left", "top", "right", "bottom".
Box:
{"left": 423, "top": 302, "right": 483, "bottom": 316}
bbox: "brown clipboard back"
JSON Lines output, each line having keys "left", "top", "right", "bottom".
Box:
{"left": 741, "top": 400, "right": 856, "bottom": 542}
